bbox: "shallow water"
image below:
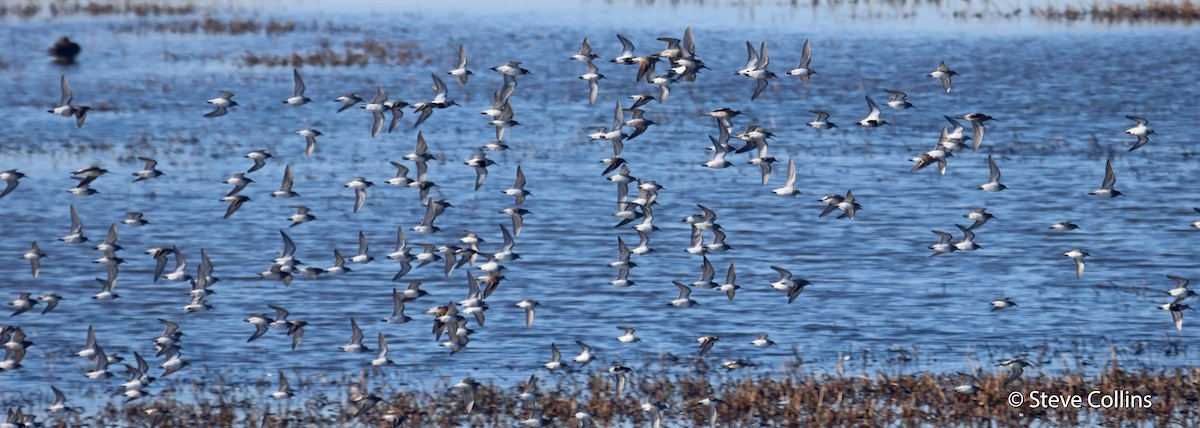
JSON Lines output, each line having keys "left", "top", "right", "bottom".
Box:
{"left": 1, "top": 0, "right": 1199, "bottom": 417}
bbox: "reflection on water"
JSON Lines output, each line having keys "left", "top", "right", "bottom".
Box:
{"left": 1, "top": 0, "right": 1199, "bottom": 419}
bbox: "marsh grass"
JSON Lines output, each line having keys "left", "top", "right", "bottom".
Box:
{"left": 0, "top": 0, "right": 200, "bottom": 18}
{"left": 9, "top": 355, "right": 1197, "bottom": 427}
{"left": 1032, "top": 0, "right": 1199, "bottom": 22}
{"left": 240, "top": 40, "right": 431, "bottom": 68}
{"left": 140, "top": 16, "right": 300, "bottom": 36}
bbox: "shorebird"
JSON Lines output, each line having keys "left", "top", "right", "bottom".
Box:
{"left": 616, "top": 327, "right": 640, "bottom": 343}
{"left": 22, "top": 242, "right": 44, "bottom": 278}
{"left": 909, "top": 146, "right": 952, "bottom": 175}
{"left": 39, "top": 294, "right": 62, "bottom": 314}
{"left": 953, "top": 372, "right": 981, "bottom": 394}
{"left": 222, "top": 194, "right": 250, "bottom": 219}
{"left": 334, "top": 93, "right": 362, "bottom": 113}
{"left": 447, "top": 44, "right": 473, "bottom": 84}
{"left": 1160, "top": 303, "right": 1192, "bottom": 331}
{"left": 9, "top": 293, "right": 38, "bottom": 317}
{"left": 570, "top": 37, "right": 599, "bottom": 62}
{"left": 739, "top": 41, "right": 776, "bottom": 100}
{"left": 46, "top": 385, "right": 79, "bottom": 413}
{"left": 371, "top": 332, "right": 396, "bottom": 366}
{"left": 49, "top": 74, "right": 91, "bottom": 127}
{"left": 964, "top": 208, "right": 996, "bottom": 230}
{"left": 668, "top": 281, "right": 699, "bottom": 307}
{"left": 295, "top": 128, "right": 322, "bottom": 157}
{"left": 344, "top": 177, "right": 373, "bottom": 213}
{"left": 807, "top": 110, "right": 836, "bottom": 130}
{"left": 979, "top": 155, "right": 1007, "bottom": 192}
{"left": 953, "top": 224, "right": 982, "bottom": 252}
{"left": 883, "top": 89, "right": 913, "bottom": 109}
{"left": 1166, "top": 275, "right": 1196, "bottom": 304}
{"left": 412, "top": 74, "right": 459, "bottom": 129}
{"left": 999, "top": 358, "right": 1033, "bottom": 387}
{"left": 1049, "top": 221, "right": 1080, "bottom": 231}
{"left": 991, "top": 298, "right": 1018, "bottom": 312}
{"left": 282, "top": 68, "right": 311, "bottom": 106}
{"left": 961, "top": 113, "right": 994, "bottom": 150}
{"left": 503, "top": 165, "right": 531, "bottom": 205}
{"left": 751, "top": 334, "right": 776, "bottom": 348}
{"left": 579, "top": 61, "right": 605, "bottom": 105}
{"left": 287, "top": 206, "right": 315, "bottom": 228}
{"left": 204, "top": 91, "right": 237, "bottom": 118}
{"left": 131, "top": 157, "right": 164, "bottom": 182}
{"left": 1064, "top": 249, "right": 1089, "bottom": 279}
{"left": 544, "top": 343, "right": 569, "bottom": 371}
{"left": 611, "top": 34, "right": 637, "bottom": 64}
{"left": 245, "top": 149, "right": 272, "bottom": 173}
{"left": 271, "top": 165, "right": 299, "bottom": 198}
{"left": 787, "top": 38, "right": 815, "bottom": 82}
{"left": 59, "top": 204, "right": 87, "bottom": 244}
{"left": 769, "top": 266, "right": 812, "bottom": 304}
{"left": 0, "top": 169, "right": 25, "bottom": 199}
{"left": 928, "top": 230, "right": 957, "bottom": 257}
{"left": 516, "top": 299, "right": 540, "bottom": 328}
{"left": 929, "top": 61, "right": 957, "bottom": 93}
{"left": 340, "top": 319, "right": 370, "bottom": 353}
{"left": 609, "top": 365, "right": 632, "bottom": 396}
{"left": 771, "top": 158, "right": 800, "bottom": 197}
{"left": 1088, "top": 159, "right": 1123, "bottom": 198}
{"left": 696, "top": 335, "right": 719, "bottom": 356}
{"left": 857, "top": 96, "right": 888, "bottom": 127}
{"left": 269, "top": 370, "right": 295, "bottom": 400}
{"left": 361, "top": 86, "right": 388, "bottom": 137}
{"left": 1124, "top": 115, "right": 1155, "bottom": 151}
{"left": 490, "top": 61, "right": 531, "bottom": 85}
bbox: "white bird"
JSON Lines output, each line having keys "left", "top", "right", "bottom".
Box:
{"left": 447, "top": 44, "right": 473, "bottom": 84}
{"left": 132, "top": 157, "right": 164, "bottom": 182}
{"left": 1064, "top": 249, "right": 1089, "bottom": 279}
{"left": 978, "top": 155, "right": 1007, "bottom": 192}
{"left": 572, "top": 340, "right": 595, "bottom": 366}
{"left": 344, "top": 177, "right": 374, "bottom": 213}
{"left": 295, "top": 128, "right": 322, "bottom": 158}
{"left": 787, "top": 38, "right": 815, "bottom": 82}
{"left": 204, "top": 91, "right": 237, "bottom": 118}
{"left": 282, "top": 68, "right": 311, "bottom": 106}
{"left": 48, "top": 74, "right": 90, "bottom": 127}
{"left": 668, "top": 281, "right": 699, "bottom": 307}
{"left": 579, "top": 61, "right": 605, "bottom": 105}
{"left": 857, "top": 96, "right": 888, "bottom": 127}
{"left": 22, "top": 242, "right": 45, "bottom": 278}
{"left": 503, "top": 165, "right": 531, "bottom": 205}
{"left": 516, "top": 299, "right": 540, "bottom": 328}
{"left": 544, "top": 343, "right": 569, "bottom": 371}
{"left": 1125, "top": 115, "right": 1155, "bottom": 151}
{"left": 929, "top": 61, "right": 957, "bottom": 93}
{"left": 371, "top": 332, "right": 396, "bottom": 366}
{"left": 1088, "top": 159, "right": 1123, "bottom": 198}
{"left": 0, "top": 169, "right": 25, "bottom": 199}
{"left": 271, "top": 370, "right": 294, "bottom": 399}
{"left": 751, "top": 334, "right": 776, "bottom": 348}
{"left": 570, "top": 37, "right": 599, "bottom": 62}
{"left": 771, "top": 158, "right": 800, "bottom": 196}
{"left": 361, "top": 86, "right": 388, "bottom": 138}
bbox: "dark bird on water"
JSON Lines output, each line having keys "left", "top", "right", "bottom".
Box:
{"left": 49, "top": 36, "right": 81, "bottom": 64}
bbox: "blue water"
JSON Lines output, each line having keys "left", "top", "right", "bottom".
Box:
{"left": 1, "top": 0, "right": 1198, "bottom": 417}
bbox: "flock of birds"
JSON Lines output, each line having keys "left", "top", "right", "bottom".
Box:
{"left": 0, "top": 25, "right": 1192, "bottom": 428}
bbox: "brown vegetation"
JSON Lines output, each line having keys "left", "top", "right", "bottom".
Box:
{"left": 12, "top": 358, "right": 1197, "bottom": 427}
{"left": 240, "top": 40, "right": 431, "bottom": 68}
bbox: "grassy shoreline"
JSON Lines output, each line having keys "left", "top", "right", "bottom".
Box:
{"left": 7, "top": 358, "right": 1197, "bottom": 427}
